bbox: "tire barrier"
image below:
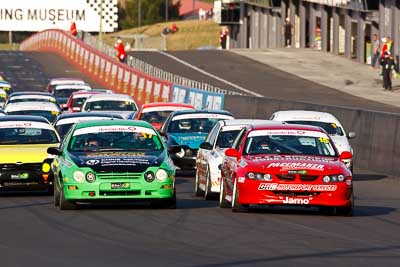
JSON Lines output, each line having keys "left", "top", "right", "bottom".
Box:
{"left": 226, "top": 95, "right": 400, "bottom": 176}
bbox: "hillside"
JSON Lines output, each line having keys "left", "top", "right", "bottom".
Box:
{"left": 103, "top": 20, "right": 221, "bottom": 50}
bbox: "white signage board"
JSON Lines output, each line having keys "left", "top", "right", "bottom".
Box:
{"left": 0, "top": 0, "right": 118, "bottom": 32}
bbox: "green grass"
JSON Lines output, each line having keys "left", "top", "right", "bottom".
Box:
{"left": 103, "top": 20, "right": 221, "bottom": 50}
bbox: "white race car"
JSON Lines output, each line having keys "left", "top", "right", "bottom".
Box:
{"left": 47, "top": 78, "right": 86, "bottom": 94}
{"left": 82, "top": 93, "right": 138, "bottom": 119}
{"left": 195, "top": 119, "right": 274, "bottom": 200}
{"left": 4, "top": 101, "right": 61, "bottom": 123}
{"left": 6, "top": 91, "right": 57, "bottom": 105}
{"left": 270, "top": 110, "right": 356, "bottom": 172}
{"left": 0, "top": 89, "right": 7, "bottom": 108}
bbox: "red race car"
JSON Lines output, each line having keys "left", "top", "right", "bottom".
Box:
{"left": 219, "top": 123, "right": 353, "bottom": 215}
{"left": 136, "top": 102, "right": 194, "bottom": 130}
{"left": 62, "top": 91, "right": 102, "bottom": 113}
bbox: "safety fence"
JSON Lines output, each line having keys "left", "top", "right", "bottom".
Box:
{"left": 83, "top": 33, "right": 242, "bottom": 96}
{"left": 19, "top": 29, "right": 225, "bottom": 109}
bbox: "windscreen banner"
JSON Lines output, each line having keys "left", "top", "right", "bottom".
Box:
{"left": 172, "top": 85, "right": 224, "bottom": 110}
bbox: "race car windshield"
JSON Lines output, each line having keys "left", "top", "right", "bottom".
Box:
{"left": 68, "top": 131, "right": 163, "bottom": 152}
{"left": 85, "top": 100, "right": 136, "bottom": 111}
{"left": 286, "top": 121, "right": 344, "bottom": 136}
{"left": 243, "top": 135, "right": 337, "bottom": 157}
{"left": 54, "top": 89, "right": 85, "bottom": 98}
{"left": 56, "top": 124, "right": 74, "bottom": 141}
{"left": 72, "top": 97, "right": 88, "bottom": 108}
{"left": 9, "top": 98, "right": 55, "bottom": 103}
{"left": 6, "top": 110, "right": 59, "bottom": 123}
{"left": 0, "top": 127, "right": 58, "bottom": 144}
{"left": 141, "top": 111, "right": 172, "bottom": 124}
{"left": 216, "top": 130, "right": 242, "bottom": 148}
{"left": 168, "top": 118, "right": 220, "bottom": 134}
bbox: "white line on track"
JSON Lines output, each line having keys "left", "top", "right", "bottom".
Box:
{"left": 158, "top": 51, "right": 264, "bottom": 97}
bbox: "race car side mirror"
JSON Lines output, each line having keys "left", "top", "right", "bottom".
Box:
{"left": 347, "top": 132, "right": 356, "bottom": 139}
{"left": 168, "top": 145, "right": 181, "bottom": 154}
{"left": 200, "top": 142, "right": 213, "bottom": 150}
{"left": 47, "top": 147, "right": 62, "bottom": 156}
{"left": 225, "top": 148, "right": 239, "bottom": 159}
{"left": 339, "top": 151, "right": 353, "bottom": 160}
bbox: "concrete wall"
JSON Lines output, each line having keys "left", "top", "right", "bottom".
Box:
{"left": 225, "top": 94, "right": 400, "bottom": 176}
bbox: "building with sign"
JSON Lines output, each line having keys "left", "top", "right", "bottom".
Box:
{"left": 215, "top": 0, "right": 399, "bottom": 63}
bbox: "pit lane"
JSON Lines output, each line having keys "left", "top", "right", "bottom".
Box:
{"left": 0, "top": 51, "right": 399, "bottom": 266}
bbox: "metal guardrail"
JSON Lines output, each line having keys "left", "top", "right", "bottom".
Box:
{"left": 83, "top": 33, "right": 244, "bottom": 96}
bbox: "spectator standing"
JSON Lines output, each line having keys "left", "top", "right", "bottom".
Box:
{"left": 114, "top": 37, "right": 127, "bottom": 63}
{"left": 382, "top": 51, "right": 395, "bottom": 91}
{"left": 371, "top": 34, "right": 380, "bottom": 68}
{"left": 380, "top": 37, "right": 388, "bottom": 60}
{"left": 283, "top": 18, "right": 293, "bottom": 48}
{"left": 219, "top": 27, "right": 228, "bottom": 49}
{"left": 70, "top": 21, "right": 78, "bottom": 37}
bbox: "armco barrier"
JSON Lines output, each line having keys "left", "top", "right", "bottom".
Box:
{"left": 20, "top": 30, "right": 172, "bottom": 106}
{"left": 171, "top": 85, "right": 224, "bottom": 110}
{"left": 225, "top": 95, "right": 400, "bottom": 176}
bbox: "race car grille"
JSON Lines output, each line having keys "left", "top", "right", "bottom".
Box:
{"left": 299, "top": 175, "right": 319, "bottom": 181}
{"left": 99, "top": 190, "right": 141, "bottom": 196}
{"left": 96, "top": 172, "right": 141, "bottom": 179}
{"left": 0, "top": 163, "right": 42, "bottom": 171}
{"left": 277, "top": 174, "right": 295, "bottom": 180}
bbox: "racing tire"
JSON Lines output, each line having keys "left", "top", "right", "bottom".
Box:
{"left": 59, "top": 187, "right": 77, "bottom": 210}
{"left": 231, "top": 179, "right": 249, "bottom": 213}
{"left": 194, "top": 171, "right": 204, "bottom": 197}
{"left": 54, "top": 184, "right": 60, "bottom": 207}
{"left": 204, "top": 169, "right": 213, "bottom": 201}
{"left": 219, "top": 178, "right": 230, "bottom": 208}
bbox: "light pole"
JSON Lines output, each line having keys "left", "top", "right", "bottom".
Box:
{"left": 99, "top": 0, "right": 103, "bottom": 44}
{"left": 138, "top": 0, "right": 141, "bottom": 27}
{"left": 165, "top": 0, "right": 169, "bottom": 22}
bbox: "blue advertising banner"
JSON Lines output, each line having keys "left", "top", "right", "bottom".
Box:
{"left": 171, "top": 85, "right": 225, "bottom": 110}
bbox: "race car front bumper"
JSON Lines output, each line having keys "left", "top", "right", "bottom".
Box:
{"left": 237, "top": 180, "right": 353, "bottom": 207}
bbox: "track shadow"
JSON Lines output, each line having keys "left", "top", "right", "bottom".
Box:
{"left": 353, "top": 173, "right": 388, "bottom": 181}
{"left": 177, "top": 198, "right": 219, "bottom": 209}
{"left": 248, "top": 205, "right": 395, "bottom": 217}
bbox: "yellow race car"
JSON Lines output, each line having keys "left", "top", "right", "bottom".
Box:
{"left": 0, "top": 115, "right": 60, "bottom": 192}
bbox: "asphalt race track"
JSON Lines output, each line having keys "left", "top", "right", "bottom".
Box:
{"left": 0, "top": 51, "right": 400, "bottom": 267}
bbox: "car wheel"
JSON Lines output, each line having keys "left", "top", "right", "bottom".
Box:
{"left": 54, "top": 184, "right": 60, "bottom": 207}
{"left": 219, "top": 178, "right": 230, "bottom": 208}
{"left": 165, "top": 189, "right": 177, "bottom": 209}
{"left": 194, "top": 171, "right": 204, "bottom": 197}
{"left": 59, "top": 187, "right": 77, "bottom": 210}
{"left": 232, "top": 178, "right": 248, "bottom": 213}
{"left": 204, "top": 168, "right": 213, "bottom": 200}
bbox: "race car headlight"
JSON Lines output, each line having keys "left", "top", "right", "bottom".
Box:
{"left": 175, "top": 148, "right": 185, "bottom": 158}
{"left": 246, "top": 172, "right": 272, "bottom": 181}
{"left": 86, "top": 172, "right": 96, "bottom": 183}
{"left": 156, "top": 169, "right": 168, "bottom": 182}
{"left": 42, "top": 163, "right": 51, "bottom": 173}
{"left": 144, "top": 171, "right": 155, "bottom": 183}
{"left": 323, "top": 174, "right": 346, "bottom": 183}
{"left": 73, "top": 171, "right": 85, "bottom": 183}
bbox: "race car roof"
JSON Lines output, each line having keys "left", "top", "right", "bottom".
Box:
{"left": 271, "top": 110, "right": 341, "bottom": 125}
{"left": 171, "top": 109, "right": 233, "bottom": 117}
{"left": 85, "top": 93, "right": 134, "bottom": 102}
{"left": 71, "top": 91, "right": 102, "bottom": 99}
{"left": 4, "top": 101, "right": 61, "bottom": 112}
{"left": 54, "top": 84, "right": 92, "bottom": 90}
{"left": 141, "top": 102, "right": 194, "bottom": 113}
{"left": 74, "top": 119, "right": 153, "bottom": 130}
{"left": 9, "top": 95, "right": 56, "bottom": 101}
{"left": 0, "top": 115, "right": 50, "bottom": 123}
{"left": 49, "top": 78, "right": 85, "bottom": 85}
{"left": 55, "top": 112, "right": 124, "bottom": 125}
{"left": 221, "top": 119, "right": 279, "bottom": 127}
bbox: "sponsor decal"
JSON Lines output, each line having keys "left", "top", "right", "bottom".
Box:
{"left": 86, "top": 159, "right": 99, "bottom": 165}
{"left": 267, "top": 162, "right": 324, "bottom": 171}
{"left": 258, "top": 183, "right": 337, "bottom": 191}
{"left": 252, "top": 155, "right": 334, "bottom": 163}
{"left": 248, "top": 129, "right": 327, "bottom": 138}
{"left": 238, "top": 177, "right": 245, "bottom": 183}
{"left": 73, "top": 125, "right": 156, "bottom": 136}
{"left": 282, "top": 197, "right": 310, "bottom": 205}
{"left": 172, "top": 113, "right": 233, "bottom": 121}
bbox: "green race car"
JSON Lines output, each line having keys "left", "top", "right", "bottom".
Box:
{"left": 48, "top": 120, "right": 179, "bottom": 210}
